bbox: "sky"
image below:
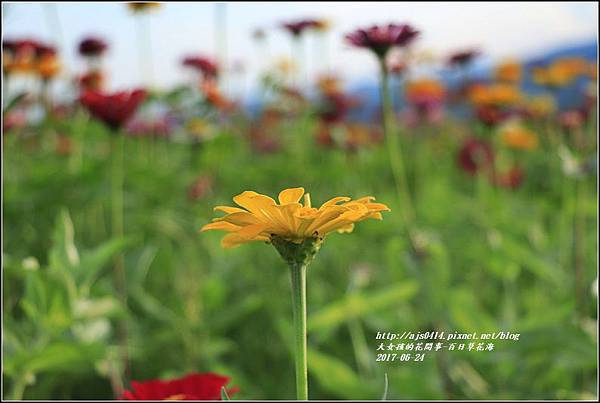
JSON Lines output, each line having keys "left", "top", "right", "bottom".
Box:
{"left": 2, "top": 2, "right": 598, "bottom": 95}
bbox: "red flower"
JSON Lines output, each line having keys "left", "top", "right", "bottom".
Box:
{"left": 78, "top": 36, "right": 108, "bottom": 57}
{"left": 475, "top": 105, "right": 514, "bottom": 127}
{"left": 448, "top": 49, "right": 479, "bottom": 67}
{"left": 182, "top": 56, "right": 219, "bottom": 79}
{"left": 79, "top": 89, "right": 146, "bottom": 130}
{"left": 281, "top": 19, "right": 319, "bottom": 37}
{"left": 457, "top": 138, "right": 494, "bottom": 175}
{"left": 119, "top": 372, "right": 237, "bottom": 400}
{"left": 345, "top": 24, "right": 419, "bottom": 58}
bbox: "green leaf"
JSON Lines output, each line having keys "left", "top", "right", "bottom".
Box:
{"left": 308, "top": 281, "right": 419, "bottom": 331}
{"left": 79, "top": 236, "right": 135, "bottom": 290}
{"left": 308, "top": 348, "right": 375, "bottom": 399}
{"left": 49, "top": 209, "right": 80, "bottom": 272}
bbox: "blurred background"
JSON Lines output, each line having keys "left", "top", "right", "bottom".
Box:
{"left": 2, "top": 1, "right": 598, "bottom": 400}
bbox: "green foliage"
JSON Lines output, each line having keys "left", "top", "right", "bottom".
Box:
{"left": 2, "top": 109, "right": 598, "bottom": 400}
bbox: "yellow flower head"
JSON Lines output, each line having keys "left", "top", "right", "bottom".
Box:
{"left": 499, "top": 124, "right": 539, "bottom": 151}
{"left": 469, "top": 83, "right": 522, "bottom": 107}
{"left": 201, "top": 187, "right": 390, "bottom": 248}
{"left": 495, "top": 59, "right": 522, "bottom": 83}
{"left": 313, "top": 19, "right": 332, "bottom": 32}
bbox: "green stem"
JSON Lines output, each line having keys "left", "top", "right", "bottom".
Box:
{"left": 110, "top": 133, "right": 129, "bottom": 390}
{"left": 378, "top": 58, "right": 415, "bottom": 226}
{"left": 290, "top": 263, "right": 308, "bottom": 400}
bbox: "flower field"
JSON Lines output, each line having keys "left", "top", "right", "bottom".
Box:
{"left": 2, "top": 3, "right": 598, "bottom": 400}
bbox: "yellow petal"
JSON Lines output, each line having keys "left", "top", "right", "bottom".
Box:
{"left": 200, "top": 221, "right": 241, "bottom": 232}
{"left": 278, "top": 187, "right": 305, "bottom": 205}
{"left": 319, "top": 196, "right": 351, "bottom": 210}
{"left": 214, "top": 206, "right": 246, "bottom": 214}
{"left": 214, "top": 211, "right": 263, "bottom": 226}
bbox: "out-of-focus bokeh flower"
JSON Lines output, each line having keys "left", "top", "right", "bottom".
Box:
{"left": 78, "top": 36, "right": 108, "bottom": 58}
{"left": 499, "top": 123, "right": 539, "bottom": 151}
{"left": 188, "top": 175, "right": 214, "bottom": 202}
{"left": 120, "top": 372, "right": 236, "bottom": 400}
{"left": 36, "top": 49, "right": 61, "bottom": 80}
{"left": 312, "top": 18, "right": 332, "bottom": 32}
{"left": 252, "top": 28, "right": 266, "bottom": 41}
{"left": 317, "top": 93, "right": 357, "bottom": 124}
{"left": 532, "top": 57, "right": 590, "bottom": 88}
{"left": 469, "top": 83, "right": 522, "bottom": 107}
{"left": 523, "top": 94, "right": 556, "bottom": 120}
{"left": 200, "top": 81, "right": 235, "bottom": 112}
{"left": 492, "top": 166, "right": 525, "bottom": 189}
{"left": 78, "top": 70, "right": 105, "bottom": 92}
{"left": 183, "top": 56, "right": 219, "bottom": 80}
{"left": 185, "top": 117, "right": 217, "bottom": 141}
{"left": 127, "top": 2, "right": 161, "bottom": 14}
{"left": 405, "top": 78, "right": 446, "bottom": 111}
{"left": 281, "top": 19, "right": 320, "bottom": 37}
{"left": 201, "top": 187, "right": 390, "bottom": 248}
{"left": 558, "top": 109, "right": 587, "bottom": 131}
{"left": 495, "top": 59, "right": 522, "bottom": 83}
{"left": 79, "top": 89, "right": 146, "bottom": 130}
{"left": 3, "top": 39, "right": 56, "bottom": 76}
{"left": 457, "top": 138, "right": 494, "bottom": 175}
{"left": 345, "top": 23, "right": 419, "bottom": 58}
{"left": 317, "top": 74, "right": 342, "bottom": 95}
{"left": 448, "top": 49, "right": 479, "bottom": 67}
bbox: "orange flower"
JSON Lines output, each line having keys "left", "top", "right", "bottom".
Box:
{"left": 499, "top": 124, "right": 539, "bottom": 151}
{"left": 533, "top": 57, "right": 591, "bottom": 88}
{"left": 524, "top": 95, "right": 556, "bottom": 119}
{"left": 36, "top": 53, "right": 61, "bottom": 80}
{"left": 405, "top": 78, "right": 446, "bottom": 106}
{"left": 469, "top": 83, "right": 522, "bottom": 107}
{"left": 495, "top": 59, "right": 522, "bottom": 83}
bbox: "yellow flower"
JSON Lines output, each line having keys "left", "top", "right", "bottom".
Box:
{"left": 201, "top": 187, "right": 390, "bottom": 248}
{"left": 469, "top": 83, "right": 522, "bottom": 107}
{"left": 499, "top": 124, "right": 539, "bottom": 151}
{"left": 495, "top": 59, "right": 522, "bottom": 83}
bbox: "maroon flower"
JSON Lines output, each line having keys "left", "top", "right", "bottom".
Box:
{"left": 345, "top": 24, "right": 419, "bottom": 58}
{"left": 457, "top": 138, "right": 494, "bottom": 175}
{"left": 448, "top": 49, "right": 479, "bottom": 67}
{"left": 182, "top": 56, "right": 219, "bottom": 79}
{"left": 78, "top": 36, "right": 108, "bottom": 57}
{"left": 79, "top": 89, "right": 146, "bottom": 130}
{"left": 281, "top": 19, "right": 319, "bottom": 37}
{"left": 119, "top": 372, "right": 237, "bottom": 400}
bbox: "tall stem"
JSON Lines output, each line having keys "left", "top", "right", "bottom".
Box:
{"left": 110, "top": 133, "right": 128, "bottom": 393}
{"left": 290, "top": 263, "right": 308, "bottom": 400}
{"left": 378, "top": 57, "right": 415, "bottom": 226}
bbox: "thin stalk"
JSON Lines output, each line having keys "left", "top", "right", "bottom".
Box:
{"left": 378, "top": 57, "right": 415, "bottom": 226}
{"left": 110, "top": 133, "right": 128, "bottom": 392}
{"left": 290, "top": 263, "right": 308, "bottom": 400}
